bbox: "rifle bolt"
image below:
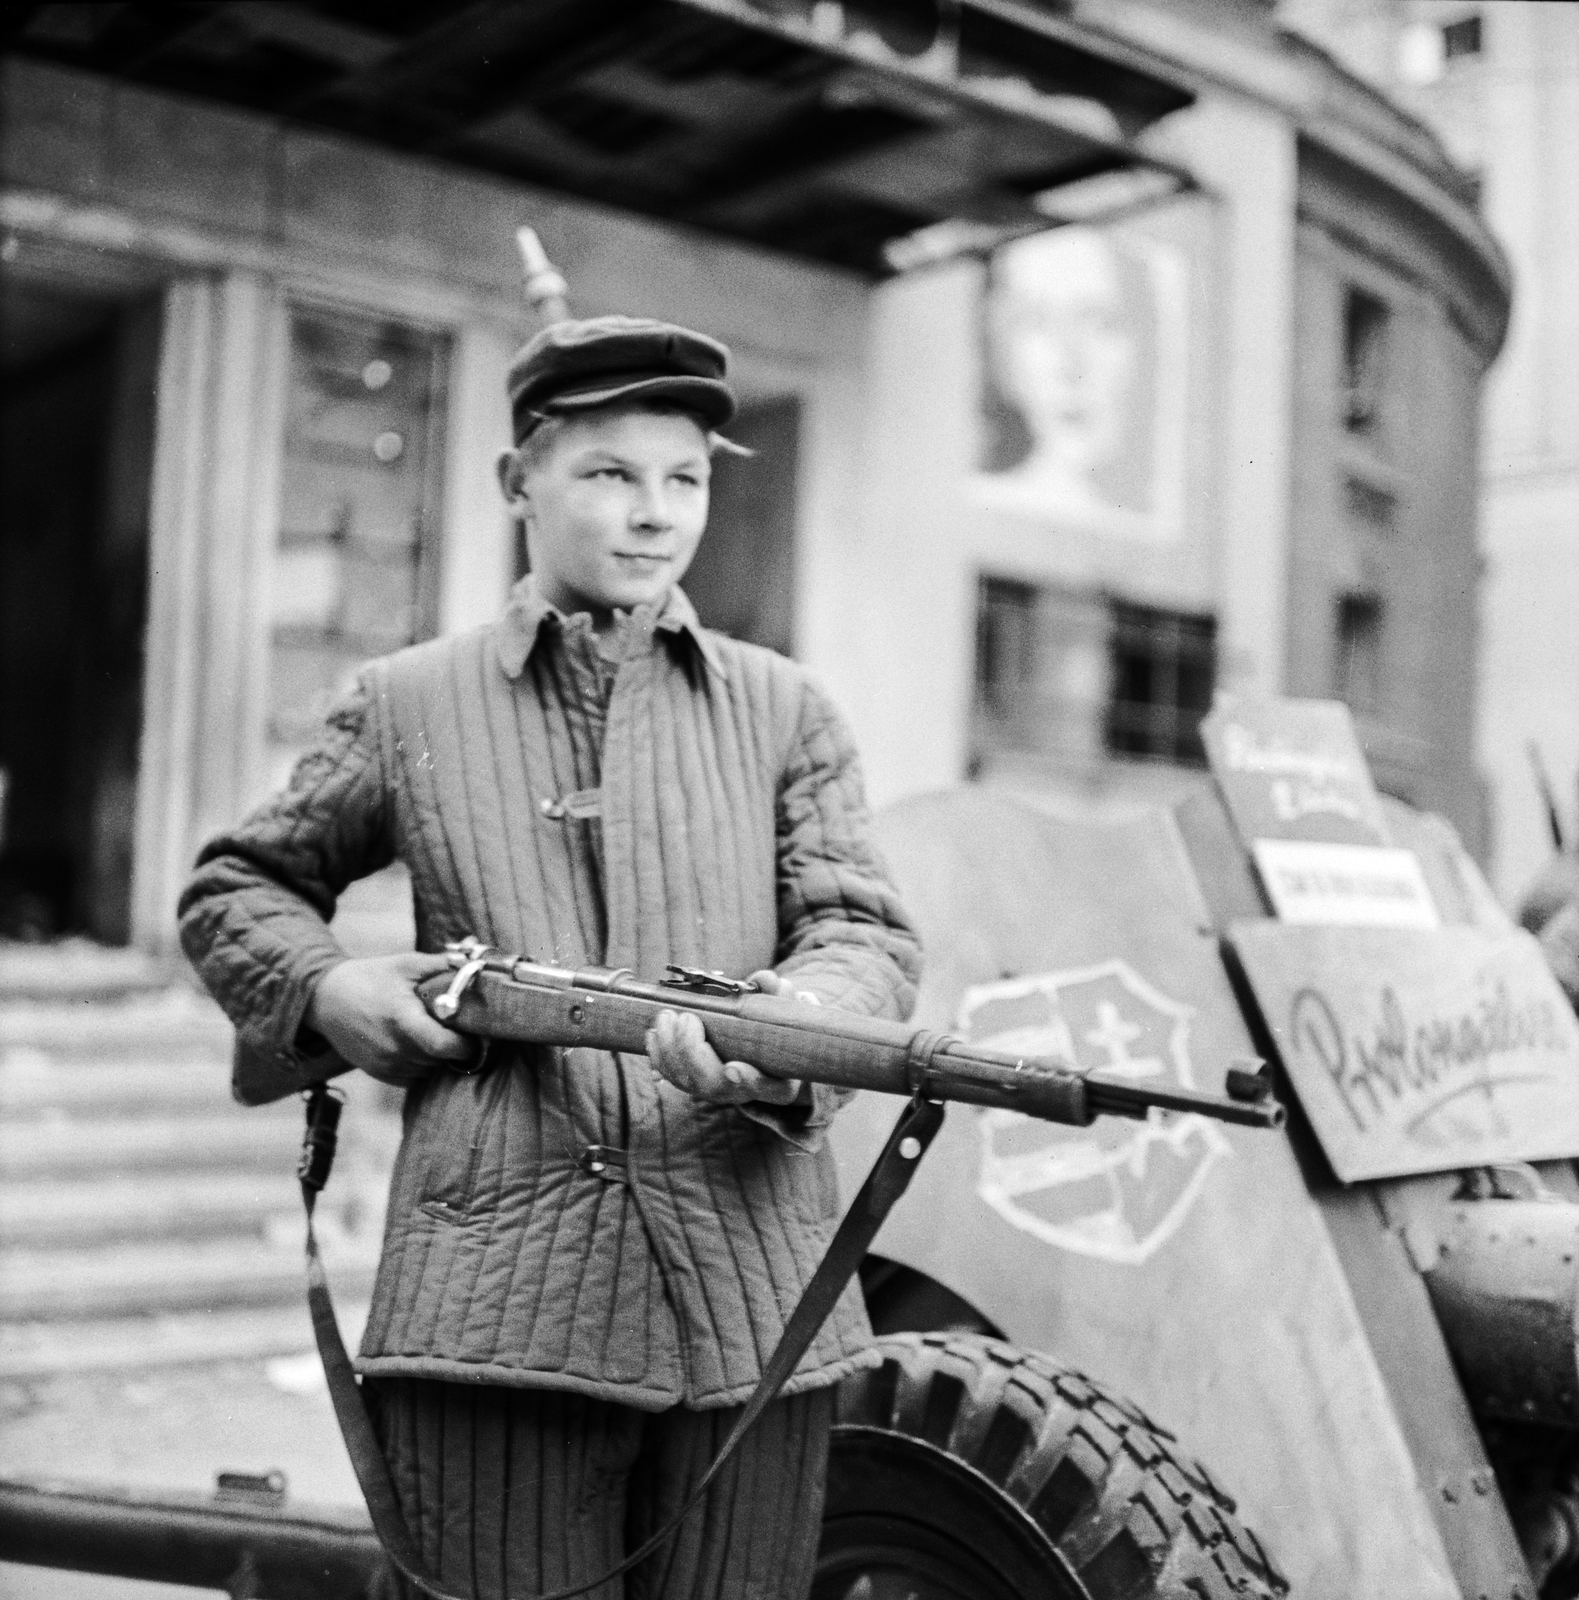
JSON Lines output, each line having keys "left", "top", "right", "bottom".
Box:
{"left": 899, "top": 1137, "right": 922, "bottom": 1160}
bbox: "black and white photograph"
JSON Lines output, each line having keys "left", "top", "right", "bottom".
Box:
{"left": 1, "top": 3, "right": 1575, "bottom": 1599}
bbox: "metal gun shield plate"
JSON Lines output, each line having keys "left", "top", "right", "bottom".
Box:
{"left": 823, "top": 786, "right": 1487, "bottom": 1597}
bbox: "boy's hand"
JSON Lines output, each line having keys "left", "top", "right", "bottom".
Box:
{"left": 306, "top": 954, "right": 478, "bottom": 1085}
{"left": 644, "top": 969, "right": 817, "bottom": 1107}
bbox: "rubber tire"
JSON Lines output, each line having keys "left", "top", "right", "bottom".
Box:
{"left": 817, "top": 1332, "right": 1289, "bottom": 1600}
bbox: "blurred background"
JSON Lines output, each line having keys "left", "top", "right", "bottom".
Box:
{"left": 3, "top": 0, "right": 1574, "bottom": 949}
{"left": 0, "top": 0, "right": 1572, "bottom": 1588}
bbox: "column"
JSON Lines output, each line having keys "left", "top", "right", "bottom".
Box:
{"left": 131, "top": 270, "right": 284, "bottom": 951}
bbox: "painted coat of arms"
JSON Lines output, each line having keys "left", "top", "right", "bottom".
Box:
{"left": 960, "top": 962, "right": 1230, "bottom": 1265}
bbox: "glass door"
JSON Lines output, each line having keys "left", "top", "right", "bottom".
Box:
{"left": 267, "top": 305, "right": 449, "bottom": 786}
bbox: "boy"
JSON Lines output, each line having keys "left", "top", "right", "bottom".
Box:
{"left": 178, "top": 315, "right": 921, "bottom": 1599}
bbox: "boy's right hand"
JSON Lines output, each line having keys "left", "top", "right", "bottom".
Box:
{"left": 306, "top": 954, "right": 478, "bottom": 1085}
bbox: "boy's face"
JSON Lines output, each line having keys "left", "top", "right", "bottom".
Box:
{"left": 500, "top": 406, "right": 712, "bottom": 618}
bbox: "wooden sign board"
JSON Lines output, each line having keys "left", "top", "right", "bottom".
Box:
{"left": 1229, "top": 921, "right": 1579, "bottom": 1181}
{"left": 1201, "top": 696, "right": 1389, "bottom": 849}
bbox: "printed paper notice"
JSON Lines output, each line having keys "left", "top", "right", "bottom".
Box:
{"left": 1251, "top": 840, "right": 1439, "bottom": 929}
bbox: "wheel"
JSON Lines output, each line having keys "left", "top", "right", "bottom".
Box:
{"left": 816, "top": 1332, "right": 1288, "bottom": 1600}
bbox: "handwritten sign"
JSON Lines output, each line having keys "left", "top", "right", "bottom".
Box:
{"left": 1229, "top": 922, "right": 1579, "bottom": 1181}
{"left": 1202, "top": 696, "right": 1389, "bottom": 849}
{"left": 1251, "top": 841, "right": 1439, "bottom": 929}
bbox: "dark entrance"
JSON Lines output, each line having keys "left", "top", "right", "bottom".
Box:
{"left": 686, "top": 396, "right": 800, "bottom": 657}
{"left": 0, "top": 273, "right": 161, "bottom": 943}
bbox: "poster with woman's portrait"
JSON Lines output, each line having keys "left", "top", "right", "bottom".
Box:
{"left": 973, "top": 225, "right": 1189, "bottom": 543}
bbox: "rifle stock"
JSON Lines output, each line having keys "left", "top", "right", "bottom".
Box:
{"left": 416, "top": 946, "right": 1285, "bottom": 1132}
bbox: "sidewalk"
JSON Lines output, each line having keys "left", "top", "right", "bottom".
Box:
{"left": 1, "top": 1351, "right": 365, "bottom": 1600}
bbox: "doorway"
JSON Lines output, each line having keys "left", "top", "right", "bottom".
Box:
{"left": 686, "top": 395, "right": 800, "bottom": 656}
{"left": 0, "top": 274, "right": 161, "bottom": 943}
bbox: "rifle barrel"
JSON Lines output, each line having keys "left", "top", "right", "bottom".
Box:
{"left": 1083, "top": 1072, "right": 1285, "bottom": 1129}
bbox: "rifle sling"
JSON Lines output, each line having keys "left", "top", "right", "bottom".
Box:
{"left": 302, "top": 1086, "right": 945, "bottom": 1600}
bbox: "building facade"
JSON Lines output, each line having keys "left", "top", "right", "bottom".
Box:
{"left": 1281, "top": 0, "right": 1579, "bottom": 905}
{"left": 0, "top": 0, "right": 1508, "bottom": 954}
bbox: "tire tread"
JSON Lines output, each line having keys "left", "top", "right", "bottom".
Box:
{"left": 835, "top": 1332, "right": 1289, "bottom": 1600}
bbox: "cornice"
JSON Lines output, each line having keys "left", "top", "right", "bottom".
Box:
{"left": 1063, "top": 1, "right": 1510, "bottom": 358}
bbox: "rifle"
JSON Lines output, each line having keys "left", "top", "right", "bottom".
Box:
{"left": 417, "top": 938, "right": 1286, "bottom": 1130}
{"left": 310, "top": 939, "right": 1280, "bottom": 1600}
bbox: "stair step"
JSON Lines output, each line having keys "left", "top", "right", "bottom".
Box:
{"left": 0, "top": 1109, "right": 301, "bottom": 1180}
{"left": 0, "top": 1233, "right": 381, "bottom": 1321}
{"left": 0, "top": 990, "right": 233, "bottom": 1057}
{"left": 0, "top": 1056, "right": 235, "bottom": 1118}
{"left": 0, "top": 940, "right": 183, "bottom": 1001}
{"left": 0, "top": 1299, "right": 373, "bottom": 1379}
{"left": 0, "top": 1172, "right": 308, "bottom": 1247}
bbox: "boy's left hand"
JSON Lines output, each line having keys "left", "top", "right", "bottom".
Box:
{"left": 645, "top": 970, "right": 817, "bottom": 1107}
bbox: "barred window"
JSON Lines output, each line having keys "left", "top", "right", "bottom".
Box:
{"left": 970, "top": 577, "right": 1215, "bottom": 774}
{"left": 1104, "top": 602, "right": 1216, "bottom": 765}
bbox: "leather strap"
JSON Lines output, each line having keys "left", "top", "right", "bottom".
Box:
{"left": 302, "top": 1087, "right": 945, "bottom": 1600}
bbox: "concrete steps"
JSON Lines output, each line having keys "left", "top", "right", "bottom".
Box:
{"left": 0, "top": 1056, "right": 248, "bottom": 1116}
{"left": 0, "top": 1111, "right": 304, "bottom": 1180}
{"left": 0, "top": 1172, "right": 305, "bottom": 1248}
{"left": 0, "top": 1300, "right": 372, "bottom": 1380}
{"left": 0, "top": 953, "right": 398, "bottom": 1375}
{"left": 2, "top": 1233, "right": 382, "bottom": 1321}
{"left": 0, "top": 990, "right": 235, "bottom": 1057}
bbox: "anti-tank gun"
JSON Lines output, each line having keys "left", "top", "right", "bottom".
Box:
{"left": 827, "top": 694, "right": 1579, "bottom": 1600}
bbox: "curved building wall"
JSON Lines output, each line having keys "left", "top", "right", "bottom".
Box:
{"left": 1283, "top": 0, "right": 1579, "bottom": 907}
{"left": 842, "top": 6, "right": 1508, "bottom": 856}
{"left": 1288, "top": 134, "right": 1503, "bottom": 849}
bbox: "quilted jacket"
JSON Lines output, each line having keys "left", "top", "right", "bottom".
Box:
{"left": 178, "top": 583, "right": 921, "bottom": 1409}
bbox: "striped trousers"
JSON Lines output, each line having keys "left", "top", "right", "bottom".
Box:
{"left": 369, "top": 1378, "right": 834, "bottom": 1600}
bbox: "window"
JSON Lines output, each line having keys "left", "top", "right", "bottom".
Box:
{"left": 1443, "top": 14, "right": 1482, "bottom": 62}
{"left": 1334, "top": 593, "right": 1384, "bottom": 719}
{"left": 1397, "top": 14, "right": 1480, "bottom": 85}
{"left": 970, "top": 578, "right": 1111, "bottom": 773}
{"left": 1104, "top": 602, "right": 1216, "bottom": 766}
{"left": 970, "top": 582, "right": 1215, "bottom": 773}
{"left": 975, "top": 577, "right": 1038, "bottom": 716}
{"left": 268, "top": 307, "right": 448, "bottom": 761}
{"left": 1343, "top": 288, "right": 1389, "bottom": 435}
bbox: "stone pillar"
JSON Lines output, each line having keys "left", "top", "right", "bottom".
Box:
{"left": 437, "top": 321, "right": 515, "bottom": 638}
{"left": 1145, "top": 96, "right": 1299, "bottom": 701}
{"left": 131, "top": 270, "right": 284, "bottom": 952}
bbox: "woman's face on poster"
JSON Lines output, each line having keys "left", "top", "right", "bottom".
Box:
{"left": 989, "top": 230, "right": 1136, "bottom": 479}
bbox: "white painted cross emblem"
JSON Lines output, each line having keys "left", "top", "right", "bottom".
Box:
{"left": 962, "top": 961, "right": 1231, "bottom": 1266}
{"left": 1083, "top": 1000, "right": 1165, "bottom": 1079}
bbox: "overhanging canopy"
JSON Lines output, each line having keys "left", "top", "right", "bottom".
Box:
{"left": 5, "top": 0, "right": 1195, "bottom": 276}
